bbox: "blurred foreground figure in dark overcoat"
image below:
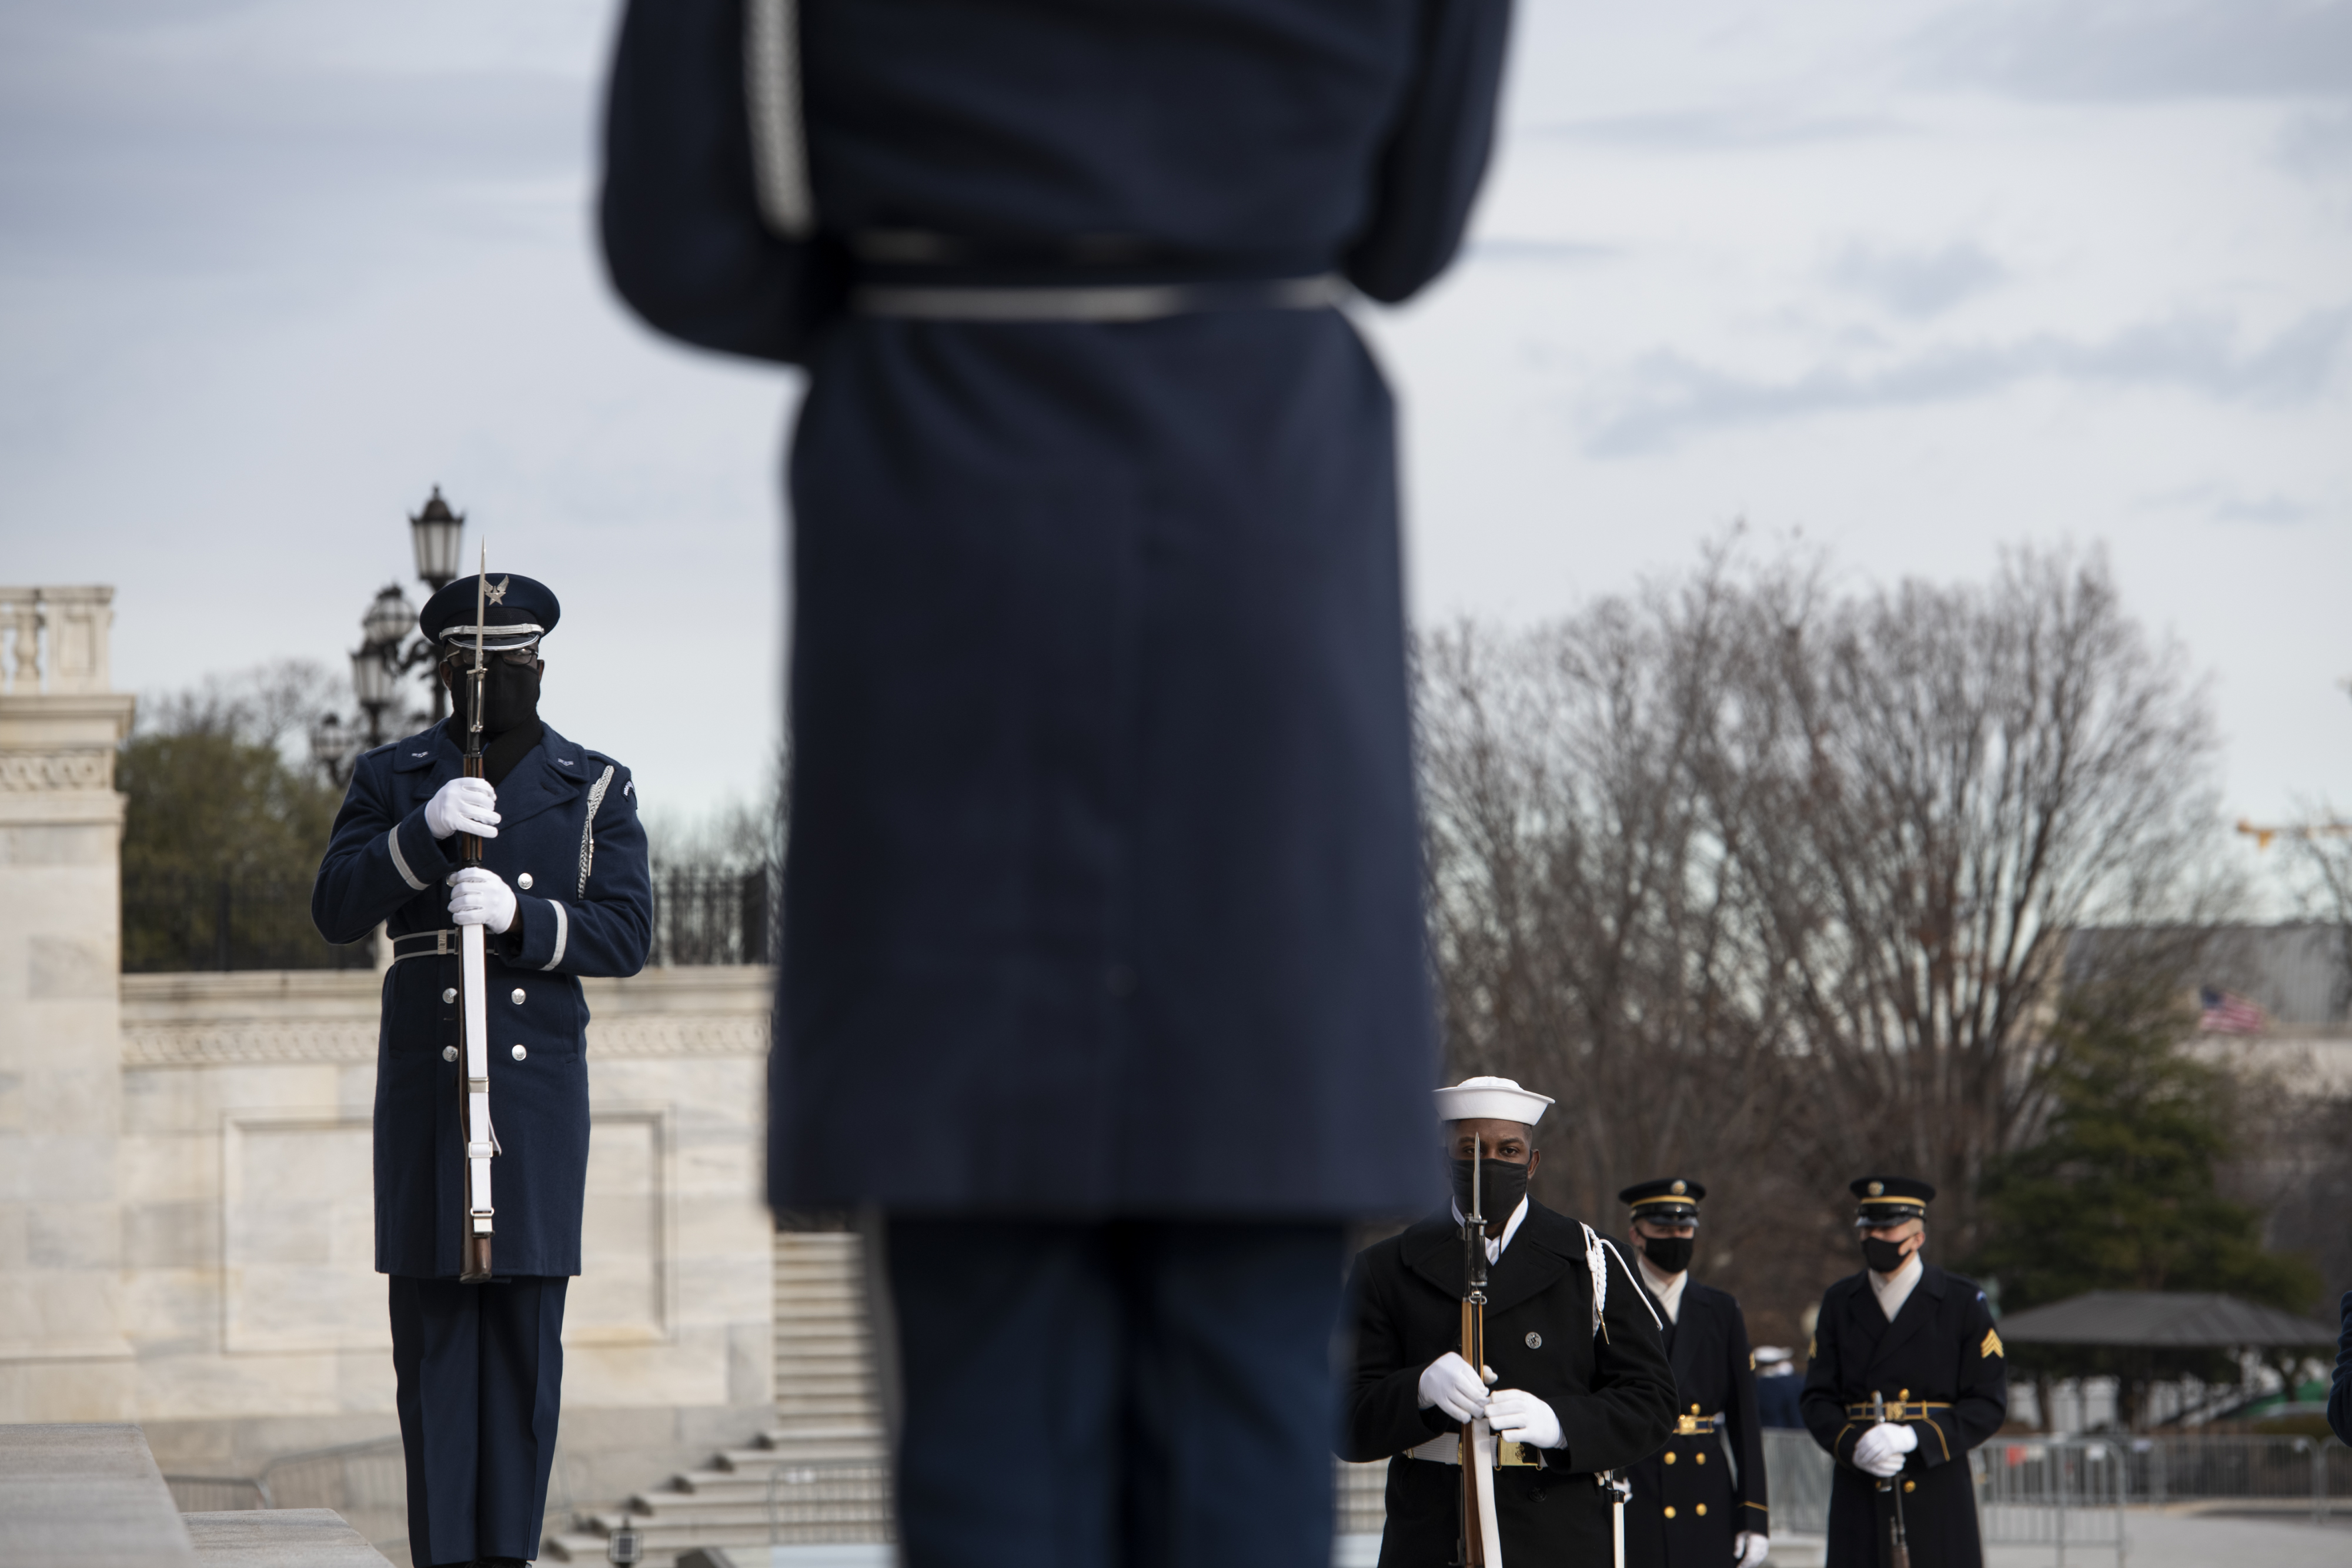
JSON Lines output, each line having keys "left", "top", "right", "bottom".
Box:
{"left": 600, "top": 3, "right": 1513, "bottom": 1563}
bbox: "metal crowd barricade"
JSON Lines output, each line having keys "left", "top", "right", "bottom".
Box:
{"left": 1337, "top": 1460, "right": 1388, "bottom": 1537}
{"left": 765, "top": 1460, "right": 897, "bottom": 1544}
{"left": 1972, "top": 1437, "right": 2128, "bottom": 1566}
{"left": 1760, "top": 1427, "right": 1836, "bottom": 1535}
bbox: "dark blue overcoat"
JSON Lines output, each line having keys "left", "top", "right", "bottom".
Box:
{"left": 312, "top": 723, "right": 652, "bottom": 1278}
{"left": 602, "top": 0, "right": 1513, "bottom": 1216}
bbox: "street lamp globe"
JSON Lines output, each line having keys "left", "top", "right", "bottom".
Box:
{"left": 351, "top": 645, "right": 398, "bottom": 708}
{"left": 409, "top": 486, "right": 466, "bottom": 589}
{"left": 362, "top": 584, "right": 417, "bottom": 650}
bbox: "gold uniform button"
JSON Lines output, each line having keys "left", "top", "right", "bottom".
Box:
{"left": 1663, "top": 1452, "right": 1676, "bottom": 1465}
{"left": 1690, "top": 1404, "right": 1702, "bottom": 1415}
{"left": 511, "top": 988, "right": 526, "bottom": 1004}
{"left": 1696, "top": 1504, "right": 1707, "bottom": 1516}
{"left": 518, "top": 872, "right": 534, "bottom": 890}
{"left": 1899, "top": 1389, "right": 1910, "bottom": 1400}
{"left": 1904, "top": 1480, "right": 1916, "bottom": 1494}
{"left": 1695, "top": 1452, "right": 1706, "bottom": 1465}
{"left": 1663, "top": 1507, "right": 1676, "bottom": 1520}
{"left": 511, "top": 1044, "right": 528, "bottom": 1062}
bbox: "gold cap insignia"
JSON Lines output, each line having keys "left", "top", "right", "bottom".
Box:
{"left": 1670, "top": 1180, "right": 1686, "bottom": 1195}
{"left": 1867, "top": 1181, "right": 1885, "bottom": 1196}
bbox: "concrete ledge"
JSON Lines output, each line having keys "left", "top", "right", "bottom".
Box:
{"left": 184, "top": 1509, "right": 393, "bottom": 1566}
{"left": 0, "top": 1422, "right": 196, "bottom": 1566}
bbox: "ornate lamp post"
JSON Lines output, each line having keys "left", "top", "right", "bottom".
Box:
{"left": 308, "top": 486, "right": 468, "bottom": 787}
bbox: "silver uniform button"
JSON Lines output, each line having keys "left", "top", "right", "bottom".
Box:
{"left": 511, "top": 988, "right": 526, "bottom": 1004}
{"left": 511, "top": 1044, "right": 528, "bottom": 1062}
{"left": 442, "top": 988, "right": 457, "bottom": 1004}
{"left": 1526, "top": 1332, "right": 1543, "bottom": 1349}
{"left": 442, "top": 1045, "right": 458, "bottom": 1062}
{"left": 517, "top": 872, "right": 533, "bottom": 890}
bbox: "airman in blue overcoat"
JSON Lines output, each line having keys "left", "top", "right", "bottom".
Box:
{"left": 313, "top": 573, "right": 651, "bottom": 1568}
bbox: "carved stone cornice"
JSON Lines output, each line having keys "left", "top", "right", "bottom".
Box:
{"left": 0, "top": 748, "right": 114, "bottom": 791}
{"left": 122, "top": 1011, "right": 770, "bottom": 1066}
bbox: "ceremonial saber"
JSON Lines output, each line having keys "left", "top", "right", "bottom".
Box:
{"left": 457, "top": 544, "right": 496, "bottom": 1283}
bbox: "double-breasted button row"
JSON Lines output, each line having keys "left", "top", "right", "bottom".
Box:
{"left": 1661, "top": 1505, "right": 1708, "bottom": 1520}
{"left": 444, "top": 1044, "right": 532, "bottom": 1062}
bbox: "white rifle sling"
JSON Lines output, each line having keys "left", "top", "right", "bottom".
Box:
{"left": 1469, "top": 1417, "right": 1505, "bottom": 1567}
{"left": 460, "top": 922, "right": 495, "bottom": 1234}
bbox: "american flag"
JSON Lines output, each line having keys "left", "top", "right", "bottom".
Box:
{"left": 2198, "top": 987, "right": 2264, "bottom": 1034}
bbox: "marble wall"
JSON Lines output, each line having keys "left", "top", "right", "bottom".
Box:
{"left": 111, "top": 966, "right": 779, "bottom": 1487}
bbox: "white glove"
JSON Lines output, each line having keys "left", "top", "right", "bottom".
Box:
{"left": 1485, "top": 1388, "right": 1563, "bottom": 1451}
{"left": 1852, "top": 1420, "right": 1917, "bottom": 1477}
{"left": 425, "top": 777, "right": 500, "bottom": 840}
{"left": 1733, "top": 1529, "right": 1770, "bottom": 1567}
{"left": 1416, "top": 1352, "right": 1494, "bottom": 1422}
{"left": 446, "top": 867, "right": 517, "bottom": 934}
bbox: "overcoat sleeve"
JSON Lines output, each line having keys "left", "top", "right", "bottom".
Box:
{"left": 599, "top": 0, "right": 846, "bottom": 364}
{"left": 311, "top": 751, "right": 460, "bottom": 945}
{"left": 1551, "top": 1238, "right": 1676, "bottom": 1472}
{"left": 1341, "top": 0, "right": 1515, "bottom": 303}
{"left": 492, "top": 764, "right": 653, "bottom": 979}
{"left": 2330, "top": 1290, "right": 2352, "bottom": 1447}
{"left": 1723, "top": 1294, "right": 1768, "bottom": 1525}
{"left": 1799, "top": 1289, "right": 1855, "bottom": 1463}
{"left": 1917, "top": 1286, "right": 2008, "bottom": 1470}
{"left": 1341, "top": 1245, "right": 1456, "bottom": 1463}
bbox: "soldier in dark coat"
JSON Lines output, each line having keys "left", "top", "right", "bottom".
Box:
{"left": 1345, "top": 1079, "right": 1676, "bottom": 1567}
{"left": 1616, "top": 1179, "right": 1769, "bottom": 1568}
{"left": 1800, "top": 1178, "right": 2009, "bottom": 1568}
{"left": 600, "top": 4, "right": 1512, "bottom": 1565}
{"left": 313, "top": 575, "right": 652, "bottom": 1568}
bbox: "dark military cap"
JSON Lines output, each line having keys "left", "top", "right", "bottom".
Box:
{"left": 1619, "top": 1176, "right": 1705, "bottom": 1225}
{"left": 419, "top": 573, "right": 560, "bottom": 653}
{"left": 1850, "top": 1175, "right": 1935, "bottom": 1228}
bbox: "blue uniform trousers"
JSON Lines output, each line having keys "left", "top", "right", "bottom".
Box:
{"left": 388, "top": 1275, "right": 567, "bottom": 1567}
{"left": 885, "top": 1219, "right": 1344, "bottom": 1568}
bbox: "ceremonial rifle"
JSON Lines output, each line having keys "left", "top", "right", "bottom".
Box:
{"left": 1871, "top": 1392, "right": 1911, "bottom": 1568}
{"left": 1456, "top": 1144, "right": 1503, "bottom": 1568}
{"left": 456, "top": 548, "right": 497, "bottom": 1282}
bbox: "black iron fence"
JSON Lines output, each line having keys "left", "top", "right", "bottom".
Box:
{"left": 650, "top": 865, "right": 777, "bottom": 967}
{"left": 120, "top": 864, "right": 777, "bottom": 972}
{"left": 122, "top": 871, "right": 374, "bottom": 972}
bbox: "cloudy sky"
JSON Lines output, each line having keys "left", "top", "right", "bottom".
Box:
{"left": 2, "top": 1, "right": 2347, "bottom": 872}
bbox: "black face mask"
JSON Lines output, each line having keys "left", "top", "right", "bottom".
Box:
{"left": 1449, "top": 1156, "right": 1530, "bottom": 1221}
{"left": 1862, "top": 1236, "right": 1913, "bottom": 1275}
{"left": 450, "top": 657, "right": 542, "bottom": 738}
{"left": 1641, "top": 1234, "right": 1695, "bottom": 1275}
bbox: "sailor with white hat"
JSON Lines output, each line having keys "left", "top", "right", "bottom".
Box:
{"left": 1340, "top": 1076, "right": 1678, "bottom": 1567}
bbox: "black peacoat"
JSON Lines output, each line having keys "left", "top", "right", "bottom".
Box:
{"left": 312, "top": 723, "right": 652, "bottom": 1278}
{"left": 1623, "top": 1278, "right": 1768, "bottom": 1566}
{"left": 1800, "top": 1265, "right": 2009, "bottom": 1568}
{"left": 1344, "top": 1204, "right": 1678, "bottom": 1567}
{"left": 602, "top": 0, "right": 1513, "bottom": 1218}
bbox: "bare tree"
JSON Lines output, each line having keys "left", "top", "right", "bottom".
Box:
{"left": 1415, "top": 542, "right": 2230, "bottom": 1335}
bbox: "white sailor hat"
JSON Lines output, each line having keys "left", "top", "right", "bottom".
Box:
{"left": 1432, "top": 1075, "right": 1553, "bottom": 1128}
